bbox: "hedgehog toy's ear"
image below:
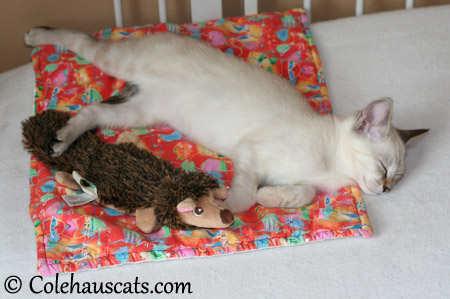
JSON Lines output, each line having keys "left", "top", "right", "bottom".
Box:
{"left": 176, "top": 198, "right": 196, "bottom": 213}
{"left": 212, "top": 186, "right": 229, "bottom": 200}
{"left": 135, "top": 207, "right": 156, "bottom": 233}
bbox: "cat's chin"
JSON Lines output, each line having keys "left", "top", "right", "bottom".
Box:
{"left": 359, "top": 176, "right": 383, "bottom": 195}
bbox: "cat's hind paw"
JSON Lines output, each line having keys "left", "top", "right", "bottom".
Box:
{"left": 24, "top": 26, "right": 54, "bottom": 47}
{"left": 51, "top": 124, "right": 80, "bottom": 157}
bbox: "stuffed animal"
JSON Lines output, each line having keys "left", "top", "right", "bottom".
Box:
{"left": 22, "top": 110, "right": 234, "bottom": 232}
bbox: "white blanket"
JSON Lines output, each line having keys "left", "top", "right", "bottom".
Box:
{"left": 0, "top": 5, "right": 449, "bottom": 298}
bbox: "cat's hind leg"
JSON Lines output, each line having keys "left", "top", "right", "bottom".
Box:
{"left": 25, "top": 27, "right": 137, "bottom": 80}
{"left": 257, "top": 185, "right": 316, "bottom": 209}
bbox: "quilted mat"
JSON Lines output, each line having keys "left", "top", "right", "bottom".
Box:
{"left": 28, "top": 8, "right": 373, "bottom": 276}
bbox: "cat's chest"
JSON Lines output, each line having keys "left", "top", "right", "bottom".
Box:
{"left": 255, "top": 142, "right": 327, "bottom": 184}
{"left": 260, "top": 157, "right": 354, "bottom": 192}
{"left": 254, "top": 138, "right": 354, "bottom": 190}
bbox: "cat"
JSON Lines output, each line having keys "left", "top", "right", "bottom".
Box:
{"left": 24, "top": 27, "right": 428, "bottom": 213}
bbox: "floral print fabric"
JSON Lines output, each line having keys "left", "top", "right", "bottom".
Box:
{"left": 29, "top": 9, "right": 372, "bottom": 275}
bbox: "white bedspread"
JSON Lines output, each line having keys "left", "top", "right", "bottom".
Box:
{"left": 0, "top": 5, "right": 449, "bottom": 298}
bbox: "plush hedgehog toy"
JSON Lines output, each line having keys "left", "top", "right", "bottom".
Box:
{"left": 22, "top": 110, "right": 234, "bottom": 232}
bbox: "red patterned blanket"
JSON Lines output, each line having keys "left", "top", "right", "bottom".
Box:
{"left": 29, "top": 8, "right": 372, "bottom": 275}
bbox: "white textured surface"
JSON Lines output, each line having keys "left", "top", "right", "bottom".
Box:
{"left": 1, "top": 5, "right": 450, "bottom": 298}
{"left": 191, "top": 0, "right": 222, "bottom": 23}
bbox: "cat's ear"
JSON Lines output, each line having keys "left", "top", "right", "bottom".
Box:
{"left": 397, "top": 128, "right": 429, "bottom": 145}
{"left": 355, "top": 98, "right": 393, "bottom": 139}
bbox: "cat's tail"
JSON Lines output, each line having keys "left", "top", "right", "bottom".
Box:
{"left": 24, "top": 27, "right": 134, "bottom": 80}
{"left": 22, "top": 110, "right": 74, "bottom": 172}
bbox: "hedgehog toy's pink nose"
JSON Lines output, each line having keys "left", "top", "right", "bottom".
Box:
{"left": 220, "top": 209, "right": 234, "bottom": 224}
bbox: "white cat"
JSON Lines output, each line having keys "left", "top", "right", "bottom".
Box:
{"left": 24, "top": 27, "right": 428, "bottom": 213}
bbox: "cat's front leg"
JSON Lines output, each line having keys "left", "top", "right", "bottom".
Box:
{"left": 225, "top": 169, "right": 258, "bottom": 213}
{"left": 257, "top": 184, "right": 316, "bottom": 209}
{"left": 225, "top": 146, "right": 259, "bottom": 213}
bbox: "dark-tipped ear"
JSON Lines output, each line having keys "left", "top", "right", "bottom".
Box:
{"left": 355, "top": 98, "right": 393, "bottom": 139}
{"left": 397, "top": 129, "right": 429, "bottom": 145}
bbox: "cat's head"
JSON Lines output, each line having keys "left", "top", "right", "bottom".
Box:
{"left": 350, "top": 98, "right": 428, "bottom": 195}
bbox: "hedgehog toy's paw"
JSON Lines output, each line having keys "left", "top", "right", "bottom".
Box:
{"left": 136, "top": 208, "right": 157, "bottom": 233}
{"left": 212, "top": 186, "right": 229, "bottom": 200}
{"left": 54, "top": 171, "right": 80, "bottom": 190}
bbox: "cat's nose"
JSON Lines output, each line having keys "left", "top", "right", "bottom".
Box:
{"left": 382, "top": 178, "right": 393, "bottom": 193}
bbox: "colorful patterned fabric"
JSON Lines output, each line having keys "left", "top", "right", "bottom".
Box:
{"left": 29, "top": 8, "right": 372, "bottom": 276}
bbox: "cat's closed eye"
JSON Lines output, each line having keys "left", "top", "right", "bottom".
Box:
{"left": 380, "top": 162, "right": 387, "bottom": 179}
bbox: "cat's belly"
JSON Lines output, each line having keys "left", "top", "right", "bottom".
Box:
{"left": 147, "top": 89, "right": 297, "bottom": 158}
{"left": 139, "top": 56, "right": 314, "bottom": 158}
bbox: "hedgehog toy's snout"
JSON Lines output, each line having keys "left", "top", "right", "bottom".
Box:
{"left": 220, "top": 209, "right": 234, "bottom": 224}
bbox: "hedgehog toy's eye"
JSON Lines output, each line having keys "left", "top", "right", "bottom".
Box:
{"left": 193, "top": 207, "right": 204, "bottom": 216}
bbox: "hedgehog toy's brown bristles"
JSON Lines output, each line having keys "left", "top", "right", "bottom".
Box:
{"left": 22, "top": 110, "right": 226, "bottom": 231}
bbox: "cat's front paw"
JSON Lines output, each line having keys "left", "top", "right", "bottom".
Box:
{"left": 24, "top": 26, "right": 54, "bottom": 47}
{"left": 257, "top": 185, "right": 316, "bottom": 209}
{"left": 225, "top": 188, "right": 257, "bottom": 214}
